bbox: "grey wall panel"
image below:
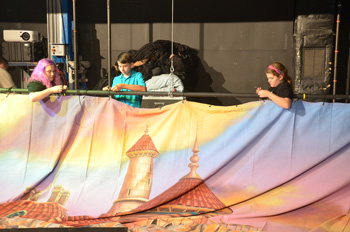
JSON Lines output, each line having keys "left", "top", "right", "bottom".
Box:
{"left": 79, "top": 23, "right": 150, "bottom": 85}
{"left": 0, "top": 20, "right": 294, "bottom": 105}
{"left": 87, "top": 21, "right": 294, "bottom": 104}
{"left": 152, "top": 23, "right": 201, "bottom": 50}
{"left": 198, "top": 49, "right": 294, "bottom": 105}
{"left": 203, "top": 22, "right": 292, "bottom": 51}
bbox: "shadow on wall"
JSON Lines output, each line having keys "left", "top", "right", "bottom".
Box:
{"left": 78, "top": 24, "right": 101, "bottom": 90}
{"left": 191, "top": 56, "right": 241, "bottom": 106}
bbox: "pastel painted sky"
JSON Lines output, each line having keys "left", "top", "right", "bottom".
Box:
{"left": 1, "top": 94, "right": 350, "bottom": 232}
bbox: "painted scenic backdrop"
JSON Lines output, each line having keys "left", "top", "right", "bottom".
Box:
{"left": 0, "top": 94, "right": 350, "bottom": 232}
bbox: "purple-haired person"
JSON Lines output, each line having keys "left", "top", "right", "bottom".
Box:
{"left": 256, "top": 62, "right": 293, "bottom": 109}
{"left": 27, "top": 58, "right": 67, "bottom": 102}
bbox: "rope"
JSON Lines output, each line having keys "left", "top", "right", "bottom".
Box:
{"left": 168, "top": 0, "right": 175, "bottom": 98}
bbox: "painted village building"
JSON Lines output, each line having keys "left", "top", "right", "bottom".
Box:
{"left": 0, "top": 186, "right": 70, "bottom": 221}
{"left": 0, "top": 129, "right": 233, "bottom": 229}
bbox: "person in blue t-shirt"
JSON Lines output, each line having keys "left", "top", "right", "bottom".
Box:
{"left": 103, "top": 52, "right": 146, "bottom": 108}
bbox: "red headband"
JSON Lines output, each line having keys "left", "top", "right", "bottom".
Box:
{"left": 268, "top": 65, "right": 283, "bottom": 75}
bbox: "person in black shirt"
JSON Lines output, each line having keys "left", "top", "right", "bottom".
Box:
{"left": 256, "top": 62, "right": 293, "bottom": 109}
{"left": 27, "top": 58, "right": 67, "bottom": 102}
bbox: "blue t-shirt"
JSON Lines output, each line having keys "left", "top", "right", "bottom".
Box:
{"left": 112, "top": 70, "right": 146, "bottom": 108}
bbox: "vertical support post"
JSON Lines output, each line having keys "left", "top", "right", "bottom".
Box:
{"left": 332, "top": 0, "right": 341, "bottom": 102}
{"left": 73, "top": 0, "right": 78, "bottom": 90}
{"left": 107, "top": 0, "right": 111, "bottom": 87}
{"left": 346, "top": 36, "right": 350, "bottom": 103}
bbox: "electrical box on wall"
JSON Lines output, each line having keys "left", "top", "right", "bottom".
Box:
{"left": 3, "top": 30, "right": 42, "bottom": 42}
{"left": 294, "top": 14, "right": 334, "bottom": 95}
{"left": 50, "top": 44, "right": 67, "bottom": 56}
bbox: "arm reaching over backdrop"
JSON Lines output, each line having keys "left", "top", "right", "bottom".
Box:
{"left": 256, "top": 62, "right": 293, "bottom": 109}
{"left": 29, "top": 85, "right": 67, "bottom": 102}
{"left": 256, "top": 87, "right": 292, "bottom": 109}
{"left": 111, "top": 83, "right": 146, "bottom": 92}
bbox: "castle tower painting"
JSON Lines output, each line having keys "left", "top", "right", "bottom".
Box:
{"left": 124, "top": 134, "right": 232, "bottom": 226}
{"left": 104, "top": 128, "right": 159, "bottom": 215}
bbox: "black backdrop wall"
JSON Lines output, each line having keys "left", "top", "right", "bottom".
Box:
{"left": 1, "top": 0, "right": 349, "bottom": 105}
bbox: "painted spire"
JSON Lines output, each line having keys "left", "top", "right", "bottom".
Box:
{"left": 181, "top": 134, "right": 202, "bottom": 180}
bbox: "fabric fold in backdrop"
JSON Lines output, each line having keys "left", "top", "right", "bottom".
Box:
{"left": 0, "top": 94, "right": 350, "bottom": 232}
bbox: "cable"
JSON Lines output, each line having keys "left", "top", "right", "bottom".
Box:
{"left": 58, "top": 70, "right": 67, "bottom": 85}
{"left": 168, "top": 0, "right": 175, "bottom": 98}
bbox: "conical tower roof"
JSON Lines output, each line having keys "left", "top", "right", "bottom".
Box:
{"left": 126, "top": 128, "right": 159, "bottom": 158}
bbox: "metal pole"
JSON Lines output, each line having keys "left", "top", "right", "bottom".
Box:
{"left": 332, "top": 0, "right": 341, "bottom": 102}
{"left": 73, "top": 0, "right": 78, "bottom": 90}
{"left": 346, "top": 37, "right": 350, "bottom": 103}
{"left": 2, "top": 88, "right": 350, "bottom": 101}
{"left": 107, "top": 0, "right": 111, "bottom": 87}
